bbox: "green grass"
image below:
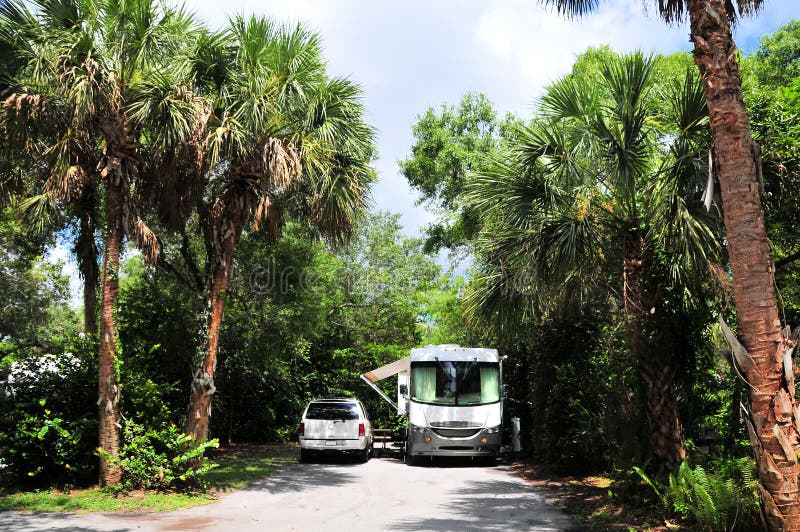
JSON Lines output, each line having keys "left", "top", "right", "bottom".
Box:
{"left": 203, "top": 447, "right": 295, "bottom": 492}
{"left": 0, "top": 489, "right": 215, "bottom": 513}
{"left": 0, "top": 444, "right": 297, "bottom": 513}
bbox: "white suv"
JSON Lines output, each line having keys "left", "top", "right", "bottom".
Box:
{"left": 299, "top": 398, "right": 373, "bottom": 462}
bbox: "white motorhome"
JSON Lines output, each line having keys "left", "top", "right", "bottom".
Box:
{"left": 361, "top": 345, "right": 503, "bottom": 464}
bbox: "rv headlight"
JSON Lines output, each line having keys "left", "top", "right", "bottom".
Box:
{"left": 484, "top": 426, "right": 501, "bottom": 434}
{"left": 410, "top": 424, "right": 426, "bottom": 433}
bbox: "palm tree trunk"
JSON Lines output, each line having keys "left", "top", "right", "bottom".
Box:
{"left": 184, "top": 199, "right": 244, "bottom": 441}
{"left": 76, "top": 183, "right": 98, "bottom": 336}
{"left": 688, "top": 1, "right": 800, "bottom": 528}
{"left": 97, "top": 178, "right": 123, "bottom": 487}
{"left": 622, "top": 230, "right": 686, "bottom": 474}
{"left": 605, "top": 323, "right": 642, "bottom": 469}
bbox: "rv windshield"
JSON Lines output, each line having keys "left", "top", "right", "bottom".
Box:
{"left": 410, "top": 361, "right": 500, "bottom": 406}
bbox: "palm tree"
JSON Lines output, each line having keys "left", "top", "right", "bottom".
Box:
{"left": 543, "top": 1, "right": 799, "bottom": 527}
{"left": 0, "top": 0, "right": 201, "bottom": 486}
{"left": 466, "top": 53, "right": 721, "bottom": 474}
{"left": 0, "top": 3, "right": 99, "bottom": 335}
{"left": 175, "top": 17, "right": 375, "bottom": 441}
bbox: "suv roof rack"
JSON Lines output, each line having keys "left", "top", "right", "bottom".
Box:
{"left": 312, "top": 397, "right": 357, "bottom": 402}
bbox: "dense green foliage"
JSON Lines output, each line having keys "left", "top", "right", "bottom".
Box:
{"left": 115, "top": 213, "right": 444, "bottom": 444}
{"left": 399, "top": 93, "right": 520, "bottom": 253}
{"left": 0, "top": 348, "right": 96, "bottom": 486}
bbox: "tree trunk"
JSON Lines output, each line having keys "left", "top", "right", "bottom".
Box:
{"left": 97, "top": 177, "right": 123, "bottom": 487}
{"left": 689, "top": 1, "right": 800, "bottom": 528}
{"left": 622, "top": 230, "right": 686, "bottom": 474}
{"left": 605, "top": 320, "right": 643, "bottom": 469}
{"left": 76, "top": 181, "right": 99, "bottom": 336}
{"left": 184, "top": 198, "right": 245, "bottom": 441}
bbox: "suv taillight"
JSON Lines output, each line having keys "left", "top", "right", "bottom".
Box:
{"left": 299, "top": 422, "right": 305, "bottom": 436}
{"left": 358, "top": 423, "right": 365, "bottom": 436}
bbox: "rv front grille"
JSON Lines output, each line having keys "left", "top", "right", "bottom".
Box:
{"left": 432, "top": 428, "right": 481, "bottom": 438}
{"left": 438, "top": 446, "right": 473, "bottom": 451}
{"left": 428, "top": 421, "right": 481, "bottom": 429}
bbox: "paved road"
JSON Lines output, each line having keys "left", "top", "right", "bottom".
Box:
{"left": 0, "top": 456, "right": 573, "bottom": 532}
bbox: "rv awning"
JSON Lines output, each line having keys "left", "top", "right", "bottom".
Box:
{"left": 362, "top": 356, "right": 410, "bottom": 383}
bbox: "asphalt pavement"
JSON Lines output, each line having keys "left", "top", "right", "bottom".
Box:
{"left": 0, "top": 455, "right": 573, "bottom": 531}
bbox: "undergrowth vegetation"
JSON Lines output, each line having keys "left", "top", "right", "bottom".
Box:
{"left": 635, "top": 458, "right": 761, "bottom": 531}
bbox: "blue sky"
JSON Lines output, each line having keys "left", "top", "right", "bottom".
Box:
{"left": 189, "top": 0, "right": 798, "bottom": 237}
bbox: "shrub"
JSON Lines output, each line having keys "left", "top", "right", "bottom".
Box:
{"left": 635, "top": 458, "right": 761, "bottom": 531}
{"left": 100, "top": 420, "right": 219, "bottom": 492}
{"left": 0, "top": 351, "right": 97, "bottom": 487}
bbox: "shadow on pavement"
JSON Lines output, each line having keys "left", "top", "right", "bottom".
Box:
{"left": 244, "top": 460, "right": 359, "bottom": 494}
{"left": 0, "top": 511, "right": 128, "bottom": 532}
{"left": 405, "top": 456, "right": 499, "bottom": 468}
{"left": 385, "top": 476, "right": 572, "bottom": 531}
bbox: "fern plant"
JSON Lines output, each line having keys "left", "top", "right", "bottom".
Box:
{"left": 634, "top": 458, "right": 760, "bottom": 531}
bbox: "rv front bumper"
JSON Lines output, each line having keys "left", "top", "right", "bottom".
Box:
{"left": 406, "top": 426, "right": 502, "bottom": 457}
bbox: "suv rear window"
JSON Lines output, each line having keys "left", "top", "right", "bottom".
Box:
{"left": 306, "top": 402, "right": 359, "bottom": 420}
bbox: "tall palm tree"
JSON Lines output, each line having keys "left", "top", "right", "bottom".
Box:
{"left": 543, "top": 1, "right": 799, "bottom": 527}
{"left": 176, "top": 17, "right": 375, "bottom": 441}
{"left": 0, "top": 0, "right": 201, "bottom": 486}
{"left": 466, "top": 54, "right": 721, "bottom": 474}
{"left": 0, "top": 2, "right": 99, "bottom": 335}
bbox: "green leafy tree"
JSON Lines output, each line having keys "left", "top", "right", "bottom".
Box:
{"left": 742, "top": 21, "right": 800, "bottom": 328}
{"left": 0, "top": 211, "right": 79, "bottom": 360}
{"left": 400, "top": 93, "right": 519, "bottom": 253}
{"left": 332, "top": 212, "right": 439, "bottom": 346}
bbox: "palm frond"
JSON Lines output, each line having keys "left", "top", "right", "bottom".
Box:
{"left": 463, "top": 260, "right": 540, "bottom": 339}
{"left": 538, "top": 0, "right": 601, "bottom": 18}
{"left": 263, "top": 137, "right": 301, "bottom": 191}
{"left": 16, "top": 192, "right": 58, "bottom": 234}
{"left": 251, "top": 194, "right": 282, "bottom": 242}
{"left": 540, "top": 0, "right": 763, "bottom": 25}
{"left": 305, "top": 159, "right": 375, "bottom": 246}
{"left": 125, "top": 213, "right": 159, "bottom": 264}
{"left": 190, "top": 28, "right": 233, "bottom": 94}
{"left": 127, "top": 70, "right": 202, "bottom": 150}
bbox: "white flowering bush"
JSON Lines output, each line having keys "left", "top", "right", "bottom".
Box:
{"left": 3, "top": 352, "right": 84, "bottom": 396}
{"left": 0, "top": 348, "right": 97, "bottom": 487}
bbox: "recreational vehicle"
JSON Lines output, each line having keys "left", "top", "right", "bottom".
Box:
{"left": 361, "top": 345, "right": 503, "bottom": 464}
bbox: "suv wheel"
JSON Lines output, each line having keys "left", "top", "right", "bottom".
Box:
{"left": 300, "top": 448, "right": 313, "bottom": 463}
{"left": 359, "top": 447, "right": 370, "bottom": 463}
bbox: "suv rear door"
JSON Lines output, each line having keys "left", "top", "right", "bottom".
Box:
{"left": 304, "top": 402, "right": 360, "bottom": 440}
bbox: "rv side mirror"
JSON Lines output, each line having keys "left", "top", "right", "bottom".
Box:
{"left": 399, "top": 384, "right": 408, "bottom": 395}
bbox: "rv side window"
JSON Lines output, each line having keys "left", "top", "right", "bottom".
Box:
{"left": 305, "top": 403, "right": 359, "bottom": 420}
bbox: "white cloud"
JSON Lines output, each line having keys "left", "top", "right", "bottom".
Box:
{"left": 473, "top": 0, "right": 692, "bottom": 108}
